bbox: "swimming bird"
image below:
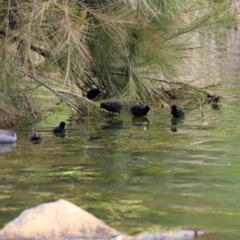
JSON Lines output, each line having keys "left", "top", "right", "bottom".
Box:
{"left": 170, "top": 105, "right": 185, "bottom": 118}
{"left": 131, "top": 105, "right": 152, "bottom": 117}
{"left": 53, "top": 122, "right": 66, "bottom": 134}
{"left": 100, "top": 102, "right": 123, "bottom": 118}
{"left": 87, "top": 88, "right": 105, "bottom": 100}
{"left": 0, "top": 129, "right": 17, "bottom": 143}
{"left": 30, "top": 132, "right": 42, "bottom": 142}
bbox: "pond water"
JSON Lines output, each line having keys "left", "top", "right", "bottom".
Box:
{"left": 1, "top": 28, "right": 240, "bottom": 240}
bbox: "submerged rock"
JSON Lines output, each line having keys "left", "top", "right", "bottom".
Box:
{"left": 0, "top": 199, "right": 123, "bottom": 240}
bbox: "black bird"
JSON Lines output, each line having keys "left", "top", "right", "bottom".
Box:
{"left": 87, "top": 88, "right": 104, "bottom": 100}
{"left": 30, "top": 132, "right": 42, "bottom": 142}
{"left": 100, "top": 102, "right": 123, "bottom": 118}
{"left": 131, "top": 105, "right": 152, "bottom": 117}
{"left": 170, "top": 105, "right": 185, "bottom": 118}
{"left": 53, "top": 121, "right": 66, "bottom": 134}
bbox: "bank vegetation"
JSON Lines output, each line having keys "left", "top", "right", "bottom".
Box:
{"left": 0, "top": 0, "right": 237, "bottom": 126}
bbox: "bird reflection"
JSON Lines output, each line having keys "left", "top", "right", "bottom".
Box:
{"left": 31, "top": 141, "right": 42, "bottom": 146}
{"left": 171, "top": 117, "right": 184, "bottom": 125}
{"left": 131, "top": 116, "right": 150, "bottom": 125}
{"left": 101, "top": 119, "right": 124, "bottom": 130}
{"left": 53, "top": 132, "right": 66, "bottom": 138}
{"left": 210, "top": 102, "right": 222, "bottom": 110}
{"left": 170, "top": 127, "right": 178, "bottom": 132}
{"left": 131, "top": 116, "right": 150, "bottom": 130}
{"left": 88, "top": 136, "right": 102, "bottom": 140}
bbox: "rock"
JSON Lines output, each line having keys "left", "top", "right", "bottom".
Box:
{"left": 0, "top": 199, "right": 122, "bottom": 240}
{"left": 135, "top": 230, "right": 205, "bottom": 240}
{"left": 0, "top": 199, "right": 204, "bottom": 240}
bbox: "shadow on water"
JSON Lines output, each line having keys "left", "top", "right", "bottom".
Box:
{"left": 1, "top": 27, "right": 240, "bottom": 240}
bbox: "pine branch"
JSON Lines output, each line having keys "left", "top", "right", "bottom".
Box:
{"left": 27, "top": 73, "right": 85, "bottom": 114}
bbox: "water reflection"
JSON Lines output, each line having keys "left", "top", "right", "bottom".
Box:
{"left": 131, "top": 117, "right": 150, "bottom": 131}
{"left": 30, "top": 140, "right": 42, "bottom": 146}
{"left": 0, "top": 142, "right": 17, "bottom": 153}
{"left": 170, "top": 127, "right": 178, "bottom": 132}
{"left": 88, "top": 136, "right": 102, "bottom": 140}
{"left": 210, "top": 102, "right": 222, "bottom": 110}
{"left": 53, "top": 132, "right": 66, "bottom": 138}
{"left": 171, "top": 117, "right": 184, "bottom": 125}
{"left": 131, "top": 116, "right": 150, "bottom": 125}
{"left": 101, "top": 119, "right": 124, "bottom": 129}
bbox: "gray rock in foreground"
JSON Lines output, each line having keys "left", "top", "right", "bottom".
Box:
{"left": 0, "top": 199, "right": 204, "bottom": 240}
{"left": 0, "top": 199, "right": 125, "bottom": 240}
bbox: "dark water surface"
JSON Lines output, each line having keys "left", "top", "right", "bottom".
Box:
{"left": 1, "top": 28, "right": 240, "bottom": 240}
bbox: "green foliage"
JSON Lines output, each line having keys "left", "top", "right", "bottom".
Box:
{"left": 0, "top": 0, "right": 237, "bottom": 126}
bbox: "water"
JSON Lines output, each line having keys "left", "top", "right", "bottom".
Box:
{"left": 1, "top": 28, "right": 240, "bottom": 240}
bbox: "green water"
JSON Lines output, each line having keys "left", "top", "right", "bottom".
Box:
{"left": 0, "top": 96, "right": 240, "bottom": 239}
{"left": 1, "top": 29, "right": 240, "bottom": 239}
